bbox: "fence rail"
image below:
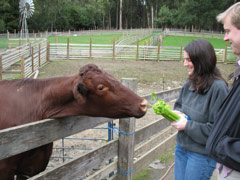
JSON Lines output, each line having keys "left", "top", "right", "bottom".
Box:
{"left": 49, "top": 41, "right": 236, "bottom": 63}
{"left": 0, "top": 39, "right": 49, "bottom": 79}
{"left": 0, "top": 40, "right": 236, "bottom": 81}
{"left": 0, "top": 29, "right": 237, "bottom": 80}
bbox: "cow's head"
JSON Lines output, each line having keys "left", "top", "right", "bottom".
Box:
{"left": 73, "top": 64, "right": 148, "bottom": 118}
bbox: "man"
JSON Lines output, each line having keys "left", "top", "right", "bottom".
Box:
{"left": 206, "top": 2, "right": 240, "bottom": 180}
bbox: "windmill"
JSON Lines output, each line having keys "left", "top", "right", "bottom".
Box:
{"left": 19, "top": 0, "right": 34, "bottom": 41}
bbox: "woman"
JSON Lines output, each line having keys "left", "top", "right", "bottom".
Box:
{"left": 171, "top": 39, "right": 229, "bottom": 180}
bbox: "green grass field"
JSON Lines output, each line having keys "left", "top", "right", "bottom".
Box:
{"left": 162, "top": 36, "right": 229, "bottom": 49}
{"left": 1, "top": 33, "right": 229, "bottom": 50}
{"left": 0, "top": 38, "right": 8, "bottom": 48}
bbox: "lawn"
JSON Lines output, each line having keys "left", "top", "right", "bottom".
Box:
{"left": 1, "top": 33, "right": 229, "bottom": 50}
{"left": 0, "top": 38, "right": 8, "bottom": 48}
{"left": 162, "top": 35, "right": 229, "bottom": 49}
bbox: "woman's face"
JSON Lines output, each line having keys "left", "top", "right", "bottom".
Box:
{"left": 184, "top": 51, "right": 194, "bottom": 76}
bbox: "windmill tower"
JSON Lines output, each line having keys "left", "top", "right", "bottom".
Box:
{"left": 19, "top": 0, "right": 34, "bottom": 41}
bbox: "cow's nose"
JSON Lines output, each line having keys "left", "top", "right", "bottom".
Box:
{"left": 140, "top": 99, "right": 148, "bottom": 112}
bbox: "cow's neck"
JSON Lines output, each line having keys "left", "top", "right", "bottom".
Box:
{"left": 40, "top": 75, "right": 82, "bottom": 119}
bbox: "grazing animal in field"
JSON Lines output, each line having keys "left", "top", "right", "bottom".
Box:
{"left": 0, "top": 64, "right": 148, "bottom": 180}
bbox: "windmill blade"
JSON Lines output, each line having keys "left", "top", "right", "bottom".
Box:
{"left": 19, "top": 0, "right": 35, "bottom": 18}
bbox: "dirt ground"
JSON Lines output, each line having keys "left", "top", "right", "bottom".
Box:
{"left": 37, "top": 59, "right": 233, "bottom": 180}
{"left": 38, "top": 59, "right": 235, "bottom": 96}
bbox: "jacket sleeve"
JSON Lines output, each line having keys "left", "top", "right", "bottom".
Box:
{"left": 215, "top": 136, "right": 240, "bottom": 164}
{"left": 184, "top": 82, "right": 229, "bottom": 145}
{"left": 206, "top": 78, "right": 240, "bottom": 171}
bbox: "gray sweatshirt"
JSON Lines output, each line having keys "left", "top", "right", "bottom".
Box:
{"left": 174, "top": 79, "right": 229, "bottom": 155}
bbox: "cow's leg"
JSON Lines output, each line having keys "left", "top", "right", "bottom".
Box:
{"left": 17, "top": 143, "right": 53, "bottom": 178}
{"left": 0, "top": 156, "right": 20, "bottom": 180}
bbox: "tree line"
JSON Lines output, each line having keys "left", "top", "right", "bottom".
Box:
{"left": 0, "top": 0, "right": 239, "bottom": 33}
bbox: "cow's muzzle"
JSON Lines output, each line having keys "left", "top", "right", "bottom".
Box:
{"left": 140, "top": 99, "right": 148, "bottom": 113}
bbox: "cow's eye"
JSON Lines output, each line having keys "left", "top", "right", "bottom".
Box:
{"left": 97, "top": 84, "right": 104, "bottom": 91}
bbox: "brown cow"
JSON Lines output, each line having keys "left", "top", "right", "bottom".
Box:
{"left": 0, "top": 64, "right": 148, "bottom": 180}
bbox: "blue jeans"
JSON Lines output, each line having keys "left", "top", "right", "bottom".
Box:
{"left": 174, "top": 144, "right": 216, "bottom": 180}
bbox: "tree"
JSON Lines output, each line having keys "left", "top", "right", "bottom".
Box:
{"left": 155, "top": 5, "right": 173, "bottom": 28}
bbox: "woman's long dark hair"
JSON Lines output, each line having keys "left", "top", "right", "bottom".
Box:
{"left": 184, "top": 39, "right": 227, "bottom": 94}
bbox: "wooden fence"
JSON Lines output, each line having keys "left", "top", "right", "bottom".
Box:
{"left": 1, "top": 29, "right": 237, "bottom": 80}
{"left": 0, "top": 79, "right": 181, "bottom": 180}
{"left": 49, "top": 39, "right": 236, "bottom": 62}
{"left": 0, "top": 40, "right": 235, "bottom": 81}
{"left": 0, "top": 39, "right": 49, "bottom": 80}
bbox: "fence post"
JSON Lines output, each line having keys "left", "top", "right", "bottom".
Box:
{"left": 19, "top": 38, "right": 21, "bottom": 47}
{"left": 112, "top": 39, "right": 115, "bottom": 61}
{"left": 136, "top": 41, "right": 139, "bottom": 61}
{"left": 7, "top": 30, "right": 10, "bottom": 49}
{"left": 0, "top": 56, "right": 2, "bottom": 80}
{"left": 224, "top": 41, "right": 228, "bottom": 63}
{"left": 32, "top": 46, "right": 34, "bottom": 73}
{"left": 46, "top": 41, "right": 50, "bottom": 62}
{"left": 67, "top": 38, "right": 70, "bottom": 60}
{"left": 89, "top": 38, "right": 92, "bottom": 59}
{"left": 144, "top": 42, "right": 146, "bottom": 61}
{"left": 21, "top": 56, "right": 25, "bottom": 78}
{"left": 7, "top": 30, "right": 9, "bottom": 39}
{"left": 118, "top": 78, "right": 137, "bottom": 180}
{"left": 157, "top": 39, "right": 161, "bottom": 62}
{"left": 179, "top": 39, "right": 183, "bottom": 61}
{"left": 38, "top": 43, "right": 41, "bottom": 67}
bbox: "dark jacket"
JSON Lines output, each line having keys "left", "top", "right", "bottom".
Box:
{"left": 206, "top": 78, "right": 240, "bottom": 171}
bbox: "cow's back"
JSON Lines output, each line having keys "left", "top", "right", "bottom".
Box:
{"left": 0, "top": 79, "right": 43, "bottom": 129}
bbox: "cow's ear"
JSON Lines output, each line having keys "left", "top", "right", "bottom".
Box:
{"left": 73, "top": 75, "right": 88, "bottom": 103}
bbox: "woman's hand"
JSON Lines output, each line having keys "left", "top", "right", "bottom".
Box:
{"left": 171, "top": 111, "right": 188, "bottom": 131}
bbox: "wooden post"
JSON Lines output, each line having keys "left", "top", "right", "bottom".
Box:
{"left": 7, "top": 30, "right": 10, "bottom": 49}
{"left": 7, "top": 30, "right": 9, "bottom": 39}
{"left": 144, "top": 42, "right": 146, "bottom": 61}
{"left": 19, "top": 39, "right": 21, "bottom": 47}
{"left": 180, "top": 39, "right": 183, "bottom": 61}
{"left": 112, "top": 39, "right": 115, "bottom": 61}
{"left": 38, "top": 43, "right": 41, "bottom": 67}
{"left": 32, "top": 46, "right": 34, "bottom": 72}
{"left": 46, "top": 41, "right": 50, "bottom": 62}
{"left": 157, "top": 39, "right": 161, "bottom": 62}
{"left": 0, "top": 56, "right": 2, "bottom": 80}
{"left": 67, "top": 38, "right": 70, "bottom": 60}
{"left": 224, "top": 41, "right": 228, "bottom": 63}
{"left": 21, "top": 56, "right": 25, "bottom": 78}
{"left": 136, "top": 41, "right": 139, "bottom": 61}
{"left": 89, "top": 38, "right": 92, "bottom": 59}
{"left": 118, "top": 78, "right": 137, "bottom": 180}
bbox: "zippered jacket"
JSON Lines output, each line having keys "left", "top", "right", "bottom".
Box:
{"left": 206, "top": 78, "right": 240, "bottom": 171}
